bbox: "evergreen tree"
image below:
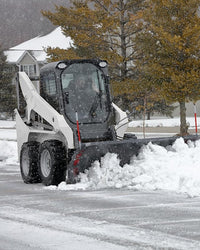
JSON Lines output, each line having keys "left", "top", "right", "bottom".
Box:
{"left": 136, "top": 0, "right": 200, "bottom": 135}
{"left": 127, "top": 65, "right": 175, "bottom": 120}
{"left": 42, "top": 0, "right": 144, "bottom": 94}
{"left": 42, "top": 0, "right": 174, "bottom": 117}
{"left": 0, "top": 47, "right": 16, "bottom": 119}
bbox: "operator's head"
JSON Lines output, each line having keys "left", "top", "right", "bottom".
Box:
{"left": 76, "top": 76, "right": 85, "bottom": 89}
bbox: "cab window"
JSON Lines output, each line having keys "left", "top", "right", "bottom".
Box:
{"left": 40, "top": 72, "right": 59, "bottom": 111}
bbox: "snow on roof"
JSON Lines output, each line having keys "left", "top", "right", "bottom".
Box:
{"left": 5, "top": 27, "right": 72, "bottom": 64}
{"left": 4, "top": 50, "right": 25, "bottom": 64}
{"left": 11, "top": 27, "right": 72, "bottom": 51}
{"left": 31, "top": 50, "right": 47, "bottom": 63}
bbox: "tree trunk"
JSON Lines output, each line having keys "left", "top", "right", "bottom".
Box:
{"left": 179, "top": 101, "right": 188, "bottom": 136}
{"left": 119, "top": 0, "right": 127, "bottom": 80}
{"left": 143, "top": 96, "right": 146, "bottom": 138}
{"left": 147, "top": 111, "right": 151, "bottom": 120}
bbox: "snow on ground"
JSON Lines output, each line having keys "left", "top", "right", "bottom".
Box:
{"left": 1, "top": 120, "right": 200, "bottom": 197}
{"left": 0, "top": 121, "right": 17, "bottom": 165}
{"left": 0, "top": 120, "right": 16, "bottom": 129}
{"left": 0, "top": 129, "right": 17, "bottom": 141}
{"left": 0, "top": 140, "right": 18, "bottom": 165}
{"left": 129, "top": 117, "right": 199, "bottom": 128}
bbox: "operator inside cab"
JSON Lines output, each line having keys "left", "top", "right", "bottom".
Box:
{"left": 61, "top": 62, "right": 108, "bottom": 124}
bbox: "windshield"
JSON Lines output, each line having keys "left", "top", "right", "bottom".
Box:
{"left": 61, "top": 63, "right": 109, "bottom": 124}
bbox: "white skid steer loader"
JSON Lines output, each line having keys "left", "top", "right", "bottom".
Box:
{"left": 15, "top": 59, "right": 199, "bottom": 186}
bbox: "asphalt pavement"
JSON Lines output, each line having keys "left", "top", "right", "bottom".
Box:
{"left": 1, "top": 164, "right": 200, "bottom": 249}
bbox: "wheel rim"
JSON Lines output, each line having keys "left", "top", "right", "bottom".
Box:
{"left": 21, "top": 149, "right": 30, "bottom": 177}
{"left": 40, "top": 149, "right": 51, "bottom": 178}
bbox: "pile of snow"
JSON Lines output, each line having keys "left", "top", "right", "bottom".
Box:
{"left": 0, "top": 141, "right": 18, "bottom": 165}
{"left": 129, "top": 117, "right": 200, "bottom": 128}
{"left": 52, "top": 138, "right": 200, "bottom": 197}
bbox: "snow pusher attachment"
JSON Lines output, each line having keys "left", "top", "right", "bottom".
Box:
{"left": 15, "top": 59, "right": 199, "bottom": 186}
{"left": 67, "top": 134, "right": 199, "bottom": 183}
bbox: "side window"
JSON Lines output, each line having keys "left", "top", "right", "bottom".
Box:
{"left": 61, "top": 73, "right": 74, "bottom": 89}
{"left": 92, "top": 70, "right": 105, "bottom": 93}
{"left": 40, "top": 72, "right": 60, "bottom": 112}
{"left": 16, "top": 81, "right": 26, "bottom": 118}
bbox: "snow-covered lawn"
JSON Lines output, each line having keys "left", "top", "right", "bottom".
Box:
{"left": 129, "top": 116, "right": 199, "bottom": 128}
{"left": 0, "top": 140, "right": 17, "bottom": 165}
{"left": 1, "top": 119, "right": 200, "bottom": 197}
{"left": 0, "top": 120, "right": 16, "bottom": 128}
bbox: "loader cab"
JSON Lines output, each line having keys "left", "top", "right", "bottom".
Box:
{"left": 40, "top": 59, "right": 115, "bottom": 143}
{"left": 60, "top": 60, "right": 110, "bottom": 124}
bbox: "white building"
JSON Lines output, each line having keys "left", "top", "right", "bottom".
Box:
{"left": 4, "top": 27, "right": 72, "bottom": 79}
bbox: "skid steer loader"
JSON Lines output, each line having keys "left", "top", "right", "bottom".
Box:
{"left": 15, "top": 59, "right": 199, "bottom": 186}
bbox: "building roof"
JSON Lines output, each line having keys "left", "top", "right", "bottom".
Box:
{"left": 4, "top": 50, "right": 25, "bottom": 64}
{"left": 11, "top": 27, "right": 72, "bottom": 51}
{"left": 5, "top": 27, "right": 72, "bottom": 64}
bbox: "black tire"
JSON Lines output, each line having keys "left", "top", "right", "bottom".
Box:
{"left": 20, "top": 142, "right": 41, "bottom": 183}
{"left": 39, "top": 140, "right": 67, "bottom": 186}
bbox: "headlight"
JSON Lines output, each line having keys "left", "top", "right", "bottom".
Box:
{"left": 99, "top": 61, "right": 107, "bottom": 68}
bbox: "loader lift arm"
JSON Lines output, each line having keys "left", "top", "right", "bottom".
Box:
{"left": 16, "top": 72, "right": 74, "bottom": 150}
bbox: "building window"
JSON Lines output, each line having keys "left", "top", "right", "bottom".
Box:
{"left": 20, "top": 64, "right": 37, "bottom": 77}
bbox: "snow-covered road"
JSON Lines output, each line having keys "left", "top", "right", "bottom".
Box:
{"left": 1, "top": 163, "right": 200, "bottom": 249}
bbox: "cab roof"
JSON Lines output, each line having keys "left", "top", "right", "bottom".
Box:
{"left": 40, "top": 59, "right": 107, "bottom": 74}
